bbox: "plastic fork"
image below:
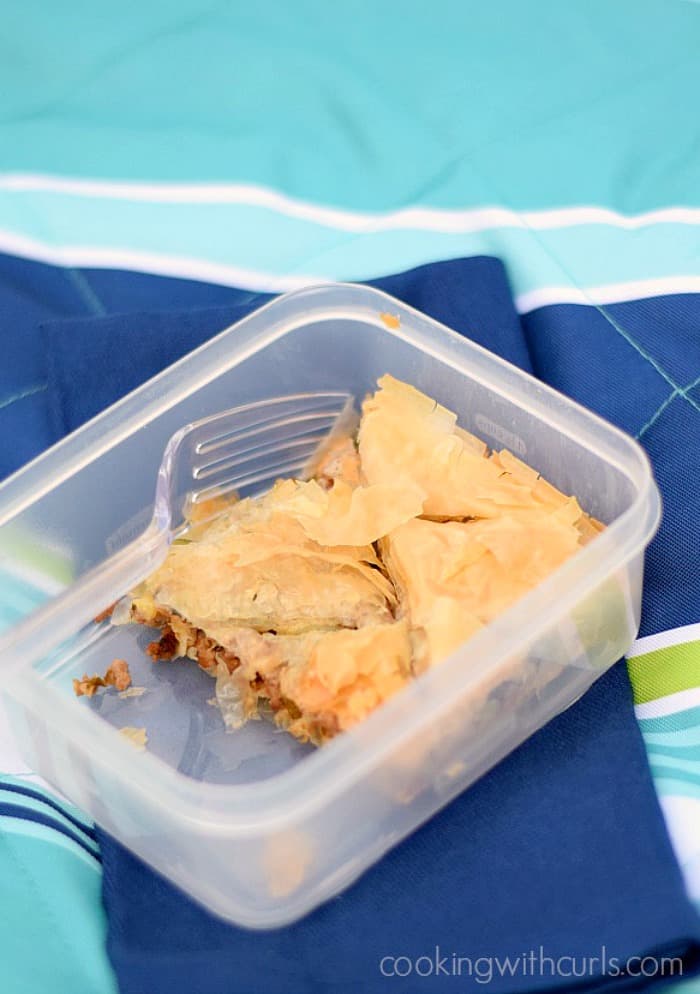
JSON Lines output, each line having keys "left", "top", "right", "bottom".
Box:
{"left": 0, "top": 392, "right": 358, "bottom": 661}
{"left": 154, "top": 392, "right": 356, "bottom": 539}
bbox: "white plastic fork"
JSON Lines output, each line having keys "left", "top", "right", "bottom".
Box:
{"left": 154, "top": 391, "right": 357, "bottom": 538}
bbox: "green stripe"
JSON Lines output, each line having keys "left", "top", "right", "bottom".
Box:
{"left": 0, "top": 527, "right": 74, "bottom": 584}
{"left": 627, "top": 641, "right": 700, "bottom": 705}
{"left": 1, "top": 1, "right": 699, "bottom": 211}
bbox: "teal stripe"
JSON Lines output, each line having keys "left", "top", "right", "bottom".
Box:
{"left": 1, "top": 1, "right": 699, "bottom": 212}
{"left": 0, "top": 569, "right": 52, "bottom": 633}
{"left": 0, "top": 822, "right": 116, "bottom": 994}
{"left": 674, "top": 975, "right": 700, "bottom": 994}
{"left": 643, "top": 726, "right": 700, "bottom": 748}
{"left": 647, "top": 743, "right": 700, "bottom": 762}
{"left": 648, "top": 753, "right": 700, "bottom": 775}
{"left": 1, "top": 189, "right": 700, "bottom": 299}
{"left": 0, "top": 815, "right": 100, "bottom": 872}
{"left": 0, "top": 775, "right": 93, "bottom": 828}
{"left": 0, "top": 568, "right": 49, "bottom": 604}
{"left": 638, "top": 705, "right": 700, "bottom": 734}
{"left": 649, "top": 763, "right": 700, "bottom": 789}
{"left": 0, "top": 786, "right": 98, "bottom": 856}
{"left": 653, "top": 777, "right": 700, "bottom": 802}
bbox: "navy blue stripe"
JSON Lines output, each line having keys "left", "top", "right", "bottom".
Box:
{"left": 0, "top": 802, "right": 101, "bottom": 862}
{"left": 0, "top": 781, "right": 96, "bottom": 839}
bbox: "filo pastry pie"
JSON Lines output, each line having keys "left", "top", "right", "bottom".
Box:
{"left": 115, "top": 375, "right": 602, "bottom": 744}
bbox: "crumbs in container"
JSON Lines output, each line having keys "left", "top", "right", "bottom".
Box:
{"left": 94, "top": 602, "right": 117, "bottom": 623}
{"left": 73, "top": 674, "right": 108, "bottom": 698}
{"left": 73, "top": 658, "right": 132, "bottom": 697}
{"left": 118, "top": 686, "right": 147, "bottom": 700}
{"left": 379, "top": 312, "right": 401, "bottom": 329}
{"left": 264, "top": 830, "right": 313, "bottom": 898}
{"left": 119, "top": 727, "right": 148, "bottom": 750}
{"left": 104, "top": 658, "right": 132, "bottom": 691}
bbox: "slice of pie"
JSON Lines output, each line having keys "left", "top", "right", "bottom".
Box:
{"left": 114, "top": 374, "right": 603, "bottom": 744}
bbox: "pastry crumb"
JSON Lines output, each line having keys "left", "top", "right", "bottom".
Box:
{"left": 118, "top": 686, "right": 147, "bottom": 699}
{"left": 94, "top": 602, "right": 117, "bottom": 623}
{"left": 264, "top": 831, "right": 313, "bottom": 898}
{"left": 73, "top": 674, "right": 107, "bottom": 697}
{"left": 104, "top": 658, "right": 132, "bottom": 692}
{"left": 379, "top": 311, "right": 401, "bottom": 329}
{"left": 119, "top": 726, "right": 148, "bottom": 750}
{"left": 73, "top": 659, "right": 132, "bottom": 697}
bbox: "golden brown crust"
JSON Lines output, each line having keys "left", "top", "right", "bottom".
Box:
{"left": 104, "top": 658, "right": 132, "bottom": 691}
{"left": 120, "top": 374, "right": 606, "bottom": 744}
{"left": 94, "top": 602, "right": 117, "bottom": 624}
{"left": 73, "top": 674, "right": 107, "bottom": 697}
{"left": 73, "top": 658, "right": 133, "bottom": 696}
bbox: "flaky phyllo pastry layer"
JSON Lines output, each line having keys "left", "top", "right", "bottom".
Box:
{"left": 118, "top": 375, "right": 603, "bottom": 744}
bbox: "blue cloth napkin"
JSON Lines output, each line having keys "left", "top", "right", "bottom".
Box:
{"left": 42, "top": 257, "right": 531, "bottom": 437}
{"left": 40, "top": 258, "right": 700, "bottom": 994}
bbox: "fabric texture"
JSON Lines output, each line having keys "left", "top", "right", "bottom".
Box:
{"left": 36, "top": 256, "right": 700, "bottom": 993}
{"left": 2, "top": 2, "right": 700, "bottom": 992}
{"left": 1, "top": 1, "right": 699, "bottom": 304}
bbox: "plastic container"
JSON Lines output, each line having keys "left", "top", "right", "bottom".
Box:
{"left": 0, "top": 284, "right": 661, "bottom": 927}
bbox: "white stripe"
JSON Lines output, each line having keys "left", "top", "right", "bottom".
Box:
{"left": 0, "top": 228, "right": 320, "bottom": 293}
{"left": 0, "top": 699, "right": 75, "bottom": 804}
{"left": 2, "top": 172, "right": 700, "bottom": 233}
{"left": 515, "top": 277, "right": 700, "bottom": 313}
{"left": 628, "top": 622, "right": 700, "bottom": 658}
{"left": 635, "top": 686, "right": 700, "bottom": 721}
{"left": 0, "top": 560, "right": 67, "bottom": 598}
{"left": 658, "top": 795, "right": 700, "bottom": 901}
{"left": 644, "top": 726, "right": 700, "bottom": 747}
{"left": 3, "top": 225, "right": 700, "bottom": 310}
{"left": 0, "top": 771, "right": 72, "bottom": 799}
{"left": 682, "top": 855, "right": 700, "bottom": 903}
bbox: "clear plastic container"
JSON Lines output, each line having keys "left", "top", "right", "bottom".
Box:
{"left": 0, "top": 284, "right": 661, "bottom": 927}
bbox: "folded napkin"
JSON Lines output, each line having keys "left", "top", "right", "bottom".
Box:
{"left": 41, "top": 258, "right": 700, "bottom": 994}
{"left": 43, "top": 257, "right": 531, "bottom": 437}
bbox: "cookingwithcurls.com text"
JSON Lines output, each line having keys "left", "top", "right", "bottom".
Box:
{"left": 378, "top": 945, "right": 682, "bottom": 984}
